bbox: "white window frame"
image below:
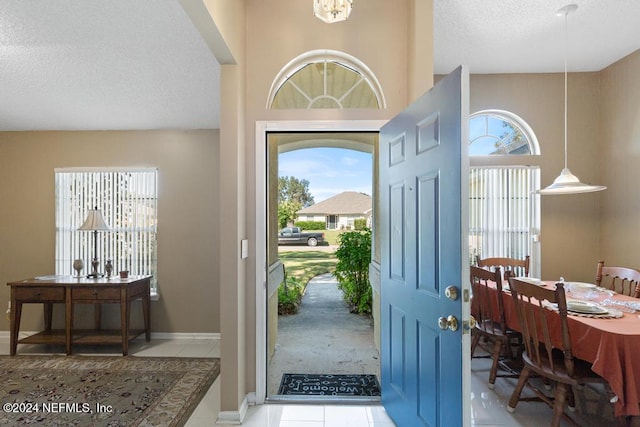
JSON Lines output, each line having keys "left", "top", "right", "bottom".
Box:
{"left": 470, "top": 109, "right": 541, "bottom": 156}
{"left": 267, "top": 49, "right": 386, "bottom": 110}
{"left": 55, "top": 167, "right": 158, "bottom": 293}
{"left": 469, "top": 110, "right": 541, "bottom": 278}
{"left": 469, "top": 166, "right": 540, "bottom": 270}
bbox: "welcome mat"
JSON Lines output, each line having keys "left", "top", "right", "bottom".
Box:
{"left": 278, "top": 373, "right": 381, "bottom": 396}
{"left": 0, "top": 355, "right": 220, "bottom": 426}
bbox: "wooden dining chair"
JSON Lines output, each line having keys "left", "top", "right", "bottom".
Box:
{"left": 595, "top": 260, "right": 640, "bottom": 298}
{"left": 470, "top": 265, "right": 521, "bottom": 389}
{"left": 476, "top": 255, "right": 530, "bottom": 280}
{"left": 506, "top": 277, "right": 609, "bottom": 427}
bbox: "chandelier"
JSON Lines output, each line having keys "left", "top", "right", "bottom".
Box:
{"left": 314, "top": 0, "right": 353, "bottom": 24}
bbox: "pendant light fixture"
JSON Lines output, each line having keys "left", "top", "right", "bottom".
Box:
{"left": 537, "top": 4, "right": 606, "bottom": 195}
{"left": 313, "top": 0, "right": 353, "bottom": 24}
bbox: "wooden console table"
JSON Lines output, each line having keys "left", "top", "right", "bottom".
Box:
{"left": 7, "top": 275, "right": 151, "bottom": 356}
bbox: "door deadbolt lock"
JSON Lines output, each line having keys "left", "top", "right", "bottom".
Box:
{"left": 437, "top": 315, "right": 459, "bottom": 332}
{"left": 445, "top": 286, "right": 458, "bottom": 301}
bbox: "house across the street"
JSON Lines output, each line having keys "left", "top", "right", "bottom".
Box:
{"left": 297, "top": 191, "right": 372, "bottom": 230}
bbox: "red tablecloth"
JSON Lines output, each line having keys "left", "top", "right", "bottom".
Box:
{"left": 497, "top": 281, "right": 640, "bottom": 417}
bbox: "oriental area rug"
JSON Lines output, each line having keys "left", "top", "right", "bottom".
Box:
{"left": 0, "top": 355, "right": 220, "bottom": 426}
{"left": 278, "top": 373, "right": 381, "bottom": 397}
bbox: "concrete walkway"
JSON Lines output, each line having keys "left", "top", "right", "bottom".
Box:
{"left": 268, "top": 273, "right": 380, "bottom": 396}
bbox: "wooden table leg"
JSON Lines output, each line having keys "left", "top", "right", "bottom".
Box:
{"left": 10, "top": 297, "right": 22, "bottom": 357}
{"left": 143, "top": 293, "right": 151, "bottom": 342}
{"left": 65, "top": 289, "right": 73, "bottom": 355}
{"left": 120, "top": 289, "right": 129, "bottom": 356}
{"left": 43, "top": 303, "right": 53, "bottom": 331}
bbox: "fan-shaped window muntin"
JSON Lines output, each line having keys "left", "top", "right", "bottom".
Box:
{"left": 469, "top": 111, "right": 539, "bottom": 156}
{"left": 268, "top": 50, "right": 385, "bottom": 110}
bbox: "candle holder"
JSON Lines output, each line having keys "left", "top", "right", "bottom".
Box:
{"left": 73, "top": 259, "right": 84, "bottom": 277}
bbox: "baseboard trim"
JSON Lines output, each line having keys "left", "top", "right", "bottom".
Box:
{"left": 147, "top": 332, "right": 221, "bottom": 340}
{"left": 0, "top": 331, "right": 220, "bottom": 341}
{"left": 216, "top": 393, "right": 250, "bottom": 424}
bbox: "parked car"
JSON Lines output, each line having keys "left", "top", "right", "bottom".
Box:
{"left": 278, "top": 227, "right": 325, "bottom": 246}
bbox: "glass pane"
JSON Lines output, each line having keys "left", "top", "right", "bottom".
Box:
{"left": 272, "top": 83, "right": 309, "bottom": 109}
{"left": 469, "top": 116, "right": 485, "bottom": 141}
{"left": 469, "top": 113, "right": 533, "bottom": 155}
{"left": 290, "top": 64, "right": 324, "bottom": 99}
{"left": 342, "top": 81, "right": 379, "bottom": 108}
{"left": 310, "top": 97, "right": 341, "bottom": 108}
{"left": 271, "top": 59, "right": 380, "bottom": 110}
{"left": 469, "top": 136, "right": 499, "bottom": 155}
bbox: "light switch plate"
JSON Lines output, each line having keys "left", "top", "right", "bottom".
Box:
{"left": 241, "top": 239, "right": 249, "bottom": 259}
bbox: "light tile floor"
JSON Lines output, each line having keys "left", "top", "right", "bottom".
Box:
{"left": 0, "top": 337, "right": 616, "bottom": 426}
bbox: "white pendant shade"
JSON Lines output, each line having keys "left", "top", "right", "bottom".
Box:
{"left": 313, "top": 0, "right": 353, "bottom": 24}
{"left": 537, "top": 168, "right": 606, "bottom": 195}
{"left": 537, "top": 4, "right": 606, "bottom": 196}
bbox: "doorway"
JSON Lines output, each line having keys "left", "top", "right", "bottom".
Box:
{"left": 265, "top": 131, "right": 380, "bottom": 400}
{"left": 327, "top": 215, "right": 337, "bottom": 230}
{"left": 254, "top": 121, "right": 387, "bottom": 403}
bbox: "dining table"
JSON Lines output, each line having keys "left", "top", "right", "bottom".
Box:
{"left": 493, "top": 278, "right": 640, "bottom": 418}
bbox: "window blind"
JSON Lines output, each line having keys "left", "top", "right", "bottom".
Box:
{"left": 469, "top": 166, "right": 538, "bottom": 265}
{"left": 55, "top": 168, "right": 158, "bottom": 288}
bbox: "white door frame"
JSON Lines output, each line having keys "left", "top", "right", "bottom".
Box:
{"left": 254, "top": 120, "right": 387, "bottom": 403}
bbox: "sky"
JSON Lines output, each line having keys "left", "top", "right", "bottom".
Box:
{"left": 278, "top": 147, "right": 372, "bottom": 203}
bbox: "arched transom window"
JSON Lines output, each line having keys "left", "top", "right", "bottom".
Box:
{"left": 267, "top": 50, "right": 385, "bottom": 110}
{"left": 468, "top": 110, "right": 541, "bottom": 277}
{"left": 469, "top": 110, "right": 540, "bottom": 155}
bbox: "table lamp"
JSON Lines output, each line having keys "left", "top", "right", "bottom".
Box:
{"left": 78, "top": 206, "right": 110, "bottom": 278}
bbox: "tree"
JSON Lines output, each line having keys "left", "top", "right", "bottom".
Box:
{"left": 278, "top": 176, "right": 314, "bottom": 207}
{"left": 278, "top": 176, "right": 314, "bottom": 228}
{"left": 278, "top": 200, "right": 302, "bottom": 229}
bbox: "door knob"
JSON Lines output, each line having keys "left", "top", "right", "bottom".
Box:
{"left": 445, "top": 286, "right": 458, "bottom": 301}
{"left": 437, "top": 315, "right": 459, "bottom": 332}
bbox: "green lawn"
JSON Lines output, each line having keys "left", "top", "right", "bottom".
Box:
{"left": 278, "top": 250, "right": 337, "bottom": 287}
{"left": 305, "top": 229, "right": 342, "bottom": 245}
{"left": 277, "top": 249, "right": 338, "bottom": 314}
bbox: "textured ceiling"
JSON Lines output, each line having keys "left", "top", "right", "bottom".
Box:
{"left": 0, "top": 1, "right": 638, "bottom": 131}
{"left": 434, "top": 0, "right": 640, "bottom": 74}
{"left": 0, "top": 1, "right": 219, "bottom": 131}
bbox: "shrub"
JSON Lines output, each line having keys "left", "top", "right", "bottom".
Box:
{"left": 294, "top": 220, "right": 325, "bottom": 230}
{"left": 354, "top": 218, "right": 367, "bottom": 230}
{"left": 278, "top": 275, "right": 304, "bottom": 315}
{"left": 277, "top": 251, "right": 338, "bottom": 315}
{"left": 334, "top": 228, "right": 372, "bottom": 314}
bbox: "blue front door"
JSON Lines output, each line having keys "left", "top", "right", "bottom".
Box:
{"left": 379, "top": 67, "right": 470, "bottom": 426}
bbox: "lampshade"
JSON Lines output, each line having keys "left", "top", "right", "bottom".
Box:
{"left": 538, "top": 168, "right": 606, "bottom": 194}
{"left": 78, "top": 207, "right": 110, "bottom": 231}
{"left": 537, "top": 4, "right": 606, "bottom": 195}
{"left": 313, "top": 0, "right": 353, "bottom": 24}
